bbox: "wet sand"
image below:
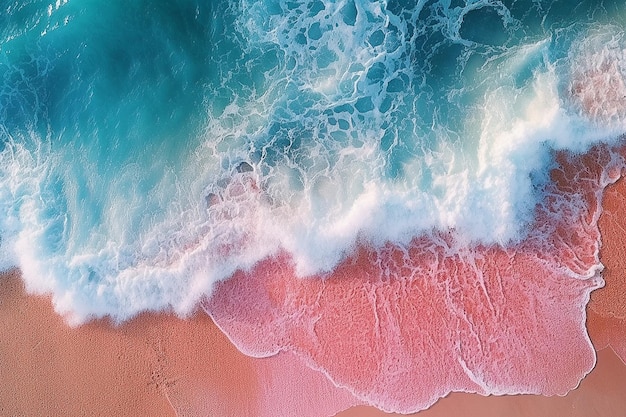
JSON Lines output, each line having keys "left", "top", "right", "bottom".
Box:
{"left": 1, "top": 265, "right": 625, "bottom": 416}
{"left": 1, "top": 173, "right": 625, "bottom": 416}
{"left": 337, "top": 347, "right": 626, "bottom": 417}
{"left": 589, "top": 170, "right": 626, "bottom": 362}
{"left": 335, "top": 168, "right": 626, "bottom": 416}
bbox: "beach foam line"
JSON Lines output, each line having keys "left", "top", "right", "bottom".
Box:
{"left": 3, "top": 264, "right": 624, "bottom": 416}
{"left": 594, "top": 171, "right": 626, "bottom": 320}
{"left": 588, "top": 169, "right": 626, "bottom": 363}
{"left": 204, "top": 145, "right": 622, "bottom": 413}
{"left": 334, "top": 348, "right": 626, "bottom": 417}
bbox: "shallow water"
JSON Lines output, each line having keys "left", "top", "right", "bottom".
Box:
{"left": 0, "top": 0, "right": 625, "bottom": 329}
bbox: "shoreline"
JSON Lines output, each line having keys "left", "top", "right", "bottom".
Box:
{"left": 1, "top": 164, "right": 625, "bottom": 416}
{"left": 1, "top": 266, "right": 625, "bottom": 416}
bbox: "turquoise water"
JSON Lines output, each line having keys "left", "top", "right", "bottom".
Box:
{"left": 1, "top": 0, "right": 626, "bottom": 321}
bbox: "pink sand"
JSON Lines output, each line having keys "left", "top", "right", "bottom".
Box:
{"left": 2, "top": 147, "right": 626, "bottom": 416}
{"left": 204, "top": 147, "right": 619, "bottom": 413}
{"left": 0, "top": 271, "right": 358, "bottom": 416}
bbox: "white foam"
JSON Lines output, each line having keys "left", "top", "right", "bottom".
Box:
{"left": 2, "top": 3, "right": 626, "bottom": 323}
{"left": 566, "top": 26, "right": 626, "bottom": 131}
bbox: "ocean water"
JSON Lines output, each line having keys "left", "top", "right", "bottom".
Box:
{"left": 1, "top": 0, "right": 626, "bottom": 410}
{"left": 1, "top": 0, "right": 624, "bottom": 321}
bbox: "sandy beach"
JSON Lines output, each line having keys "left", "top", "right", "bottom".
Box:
{"left": 0, "top": 270, "right": 360, "bottom": 417}
{"left": 0, "top": 172, "right": 625, "bottom": 417}
{"left": 2, "top": 1, "right": 626, "bottom": 415}
{"left": 1, "top": 273, "right": 625, "bottom": 417}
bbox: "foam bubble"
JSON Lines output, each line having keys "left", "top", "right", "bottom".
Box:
{"left": 568, "top": 26, "right": 626, "bottom": 130}
{"left": 1, "top": 0, "right": 626, "bottom": 323}
{"left": 205, "top": 145, "right": 617, "bottom": 413}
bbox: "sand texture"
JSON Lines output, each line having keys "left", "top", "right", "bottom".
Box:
{"left": 1, "top": 153, "right": 626, "bottom": 416}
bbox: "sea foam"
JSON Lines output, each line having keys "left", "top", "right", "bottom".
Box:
{"left": 0, "top": 0, "right": 625, "bottom": 328}
{"left": 205, "top": 144, "right": 620, "bottom": 413}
